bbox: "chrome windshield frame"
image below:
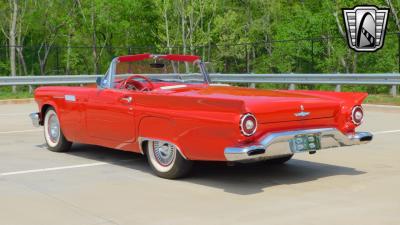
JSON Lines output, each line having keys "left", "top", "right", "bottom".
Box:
{"left": 98, "top": 55, "right": 211, "bottom": 89}
{"left": 196, "top": 60, "right": 211, "bottom": 84}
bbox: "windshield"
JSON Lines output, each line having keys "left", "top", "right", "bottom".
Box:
{"left": 116, "top": 59, "right": 203, "bottom": 82}
{"left": 100, "top": 54, "right": 210, "bottom": 89}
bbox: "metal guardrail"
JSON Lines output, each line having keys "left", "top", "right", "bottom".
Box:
{"left": 0, "top": 73, "right": 399, "bottom": 96}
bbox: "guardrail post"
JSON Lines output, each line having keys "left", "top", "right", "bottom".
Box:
{"left": 248, "top": 73, "right": 256, "bottom": 88}
{"left": 289, "top": 84, "right": 296, "bottom": 90}
{"left": 335, "top": 84, "right": 341, "bottom": 92}
{"left": 390, "top": 85, "right": 398, "bottom": 97}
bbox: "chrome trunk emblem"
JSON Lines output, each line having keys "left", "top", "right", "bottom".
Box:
{"left": 294, "top": 105, "right": 310, "bottom": 117}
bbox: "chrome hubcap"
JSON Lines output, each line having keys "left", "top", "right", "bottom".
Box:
{"left": 153, "top": 141, "right": 176, "bottom": 166}
{"left": 48, "top": 114, "right": 60, "bottom": 143}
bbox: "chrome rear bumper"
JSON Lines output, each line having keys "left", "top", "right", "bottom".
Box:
{"left": 224, "top": 128, "right": 373, "bottom": 162}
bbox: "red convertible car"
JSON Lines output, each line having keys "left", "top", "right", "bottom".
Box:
{"left": 30, "top": 54, "right": 372, "bottom": 179}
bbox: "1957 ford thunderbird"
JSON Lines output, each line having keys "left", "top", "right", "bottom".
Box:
{"left": 30, "top": 54, "right": 373, "bottom": 179}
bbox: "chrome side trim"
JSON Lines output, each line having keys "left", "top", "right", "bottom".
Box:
{"left": 209, "top": 83, "right": 230, "bottom": 86}
{"left": 65, "top": 95, "right": 76, "bottom": 102}
{"left": 29, "top": 112, "right": 40, "bottom": 127}
{"left": 224, "top": 128, "right": 373, "bottom": 162}
{"left": 160, "top": 84, "right": 187, "bottom": 90}
{"left": 138, "top": 137, "right": 188, "bottom": 159}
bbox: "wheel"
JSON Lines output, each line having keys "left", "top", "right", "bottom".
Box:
{"left": 265, "top": 154, "right": 293, "bottom": 164}
{"left": 44, "top": 107, "right": 72, "bottom": 152}
{"left": 146, "top": 140, "right": 192, "bottom": 179}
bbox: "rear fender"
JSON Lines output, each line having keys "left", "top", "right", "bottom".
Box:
{"left": 137, "top": 116, "right": 187, "bottom": 157}
{"left": 337, "top": 92, "right": 368, "bottom": 133}
{"left": 305, "top": 91, "right": 368, "bottom": 132}
{"left": 289, "top": 90, "right": 368, "bottom": 105}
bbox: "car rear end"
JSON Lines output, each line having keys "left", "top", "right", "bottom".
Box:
{"left": 223, "top": 90, "right": 373, "bottom": 162}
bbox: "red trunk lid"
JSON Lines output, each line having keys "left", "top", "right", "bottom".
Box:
{"left": 247, "top": 98, "right": 340, "bottom": 123}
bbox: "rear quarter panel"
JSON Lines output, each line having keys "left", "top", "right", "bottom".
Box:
{"left": 134, "top": 93, "right": 246, "bottom": 160}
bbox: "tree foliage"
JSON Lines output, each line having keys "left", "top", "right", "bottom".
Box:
{"left": 0, "top": 0, "right": 399, "bottom": 77}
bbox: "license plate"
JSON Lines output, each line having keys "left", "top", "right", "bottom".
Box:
{"left": 289, "top": 134, "right": 321, "bottom": 152}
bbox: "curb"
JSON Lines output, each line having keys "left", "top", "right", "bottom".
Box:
{"left": 363, "top": 104, "right": 400, "bottom": 109}
{"left": 0, "top": 98, "right": 35, "bottom": 105}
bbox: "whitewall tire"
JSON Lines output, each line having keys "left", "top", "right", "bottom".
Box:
{"left": 146, "top": 140, "right": 192, "bottom": 179}
{"left": 44, "top": 107, "right": 72, "bottom": 152}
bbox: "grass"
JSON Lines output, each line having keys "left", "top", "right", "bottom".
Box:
{"left": 364, "top": 94, "right": 400, "bottom": 106}
{"left": 0, "top": 86, "right": 35, "bottom": 100}
{"left": 0, "top": 90, "right": 33, "bottom": 100}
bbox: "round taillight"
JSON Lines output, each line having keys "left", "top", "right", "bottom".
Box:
{"left": 351, "top": 106, "right": 364, "bottom": 125}
{"left": 240, "top": 113, "right": 257, "bottom": 136}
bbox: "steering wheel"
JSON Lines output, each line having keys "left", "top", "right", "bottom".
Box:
{"left": 120, "top": 75, "right": 154, "bottom": 91}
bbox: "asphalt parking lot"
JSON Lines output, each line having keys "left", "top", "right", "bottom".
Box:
{"left": 0, "top": 101, "right": 400, "bottom": 225}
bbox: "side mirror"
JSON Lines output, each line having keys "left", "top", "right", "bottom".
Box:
{"left": 96, "top": 77, "right": 102, "bottom": 87}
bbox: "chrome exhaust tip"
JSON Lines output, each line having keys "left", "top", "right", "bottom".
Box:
{"left": 247, "top": 149, "right": 266, "bottom": 156}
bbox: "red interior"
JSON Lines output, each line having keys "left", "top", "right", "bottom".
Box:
{"left": 114, "top": 78, "right": 184, "bottom": 91}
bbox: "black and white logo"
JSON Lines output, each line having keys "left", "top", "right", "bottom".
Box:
{"left": 343, "top": 6, "right": 389, "bottom": 52}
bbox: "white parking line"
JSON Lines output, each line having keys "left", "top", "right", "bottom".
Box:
{"left": 0, "top": 129, "right": 42, "bottom": 134}
{"left": 0, "top": 112, "right": 31, "bottom": 116}
{"left": 0, "top": 162, "right": 109, "bottom": 176}
{"left": 373, "top": 130, "right": 400, "bottom": 135}
{"left": 0, "top": 129, "right": 398, "bottom": 177}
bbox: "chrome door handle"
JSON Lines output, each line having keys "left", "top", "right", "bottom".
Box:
{"left": 120, "top": 96, "right": 133, "bottom": 104}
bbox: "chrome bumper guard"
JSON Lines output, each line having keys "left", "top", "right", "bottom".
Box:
{"left": 224, "top": 128, "right": 373, "bottom": 162}
{"left": 29, "top": 112, "right": 40, "bottom": 127}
